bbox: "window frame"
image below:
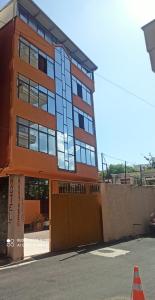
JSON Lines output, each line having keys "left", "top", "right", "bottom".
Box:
{"left": 19, "top": 37, "right": 55, "bottom": 79}
{"left": 75, "top": 139, "right": 96, "bottom": 167}
{"left": 17, "top": 74, "right": 55, "bottom": 115}
{"left": 16, "top": 117, "right": 56, "bottom": 156}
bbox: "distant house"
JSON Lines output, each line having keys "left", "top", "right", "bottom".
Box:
{"left": 112, "top": 170, "right": 155, "bottom": 185}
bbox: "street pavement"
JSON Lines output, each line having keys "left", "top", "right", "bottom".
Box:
{"left": 0, "top": 237, "right": 155, "bottom": 300}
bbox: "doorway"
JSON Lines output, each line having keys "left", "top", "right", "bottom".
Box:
{"left": 24, "top": 177, "right": 50, "bottom": 257}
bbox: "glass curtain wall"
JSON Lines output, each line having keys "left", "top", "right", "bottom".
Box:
{"left": 55, "top": 47, "right": 75, "bottom": 171}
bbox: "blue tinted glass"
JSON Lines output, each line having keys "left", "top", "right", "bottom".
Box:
{"left": 58, "top": 151, "right": 65, "bottom": 169}
{"left": 57, "top": 113, "right": 63, "bottom": 132}
{"left": 69, "top": 155, "right": 75, "bottom": 171}
{"left": 48, "top": 96, "right": 55, "bottom": 115}
{"left": 76, "top": 145, "right": 81, "bottom": 162}
{"left": 30, "top": 129, "right": 38, "bottom": 151}
{"left": 48, "top": 135, "right": 56, "bottom": 155}
{"left": 56, "top": 95, "right": 63, "bottom": 114}
{"left": 74, "top": 111, "right": 79, "bottom": 127}
{"left": 47, "top": 60, "right": 54, "bottom": 79}
{"left": 39, "top": 132, "right": 47, "bottom": 153}
{"left": 56, "top": 78, "right": 63, "bottom": 96}
{"left": 57, "top": 132, "right": 64, "bottom": 152}
{"left": 81, "top": 148, "right": 86, "bottom": 163}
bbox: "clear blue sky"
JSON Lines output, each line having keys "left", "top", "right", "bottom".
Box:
{"left": 1, "top": 0, "right": 155, "bottom": 167}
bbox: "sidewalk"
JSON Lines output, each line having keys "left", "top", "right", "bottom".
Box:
{"left": 24, "top": 230, "right": 49, "bottom": 258}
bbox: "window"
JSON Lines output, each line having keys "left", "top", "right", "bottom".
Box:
{"left": 79, "top": 114, "right": 84, "bottom": 130}
{"left": 48, "top": 92, "right": 55, "bottom": 115}
{"left": 75, "top": 140, "right": 96, "bottom": 166}
{"left": 38, "top": 53, "right": 47, "bottom": 73}
{"left": 30, "top": 81, "right": 38, "bottom": 107}
{"left": 55, "top": 47, "right": 75, "bottom": 171}
{"left": 16, "top": 117, "right": 56, "bottom": 156}
{"left": 77, "top": 83, "right": 83, "bottom": 98}
{"left": 19, "top": 37, "right": 54, "bottom": 79}
{"left": 25, "top": 177, "right": 49, "bottom": 200}
{"left": 29, "top": 127, "right": 38, "bottom": 151}
{"left": 17, "top": 124, "right": 29, "bottom": 149}
{"left": 39, "top": 86, "right": 47, "bottom": 111}
{"left": 17, "top": 74, "right": 55, "bottom": 115}
{"left": 73, "top": 107, "right": 94, "bottom": 134}
{"left": 39, "top": 131, "right": 47, "bottom": 153}
{"left": 30, "top": 45, "right": 38, "bottom": 68}
{"left": 72, "top": 76, "right": 92, "bottom": 105}
{"left": 18, "top": 5, "right": 57, "bottom": 45}
{"left": 47, "top": 59, "right": 54, "bottom": 79}
{"left": 38, "top": 26, "right": 44, "bottom": 38}
{"left": 19, "top": 8, "right": 28, "bottom": 23}
{"left": 19, "top": 38, "right": 29, "bottom": 63}
{"left": 18, "top": 77, "right": 29, "bottom": 102}
{"left": 71, "top": 58, "right": 93, "bottom": 80}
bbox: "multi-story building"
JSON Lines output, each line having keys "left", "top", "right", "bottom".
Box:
{"left": 142, "top": 20, "right": 155, "bottom": 72}
{"left": 0, "top": 0, "right": 98, "bottom": 226}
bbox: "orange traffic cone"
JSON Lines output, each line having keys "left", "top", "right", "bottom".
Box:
{"left": 131, "top": 266, "right": 146, "bottom": 300}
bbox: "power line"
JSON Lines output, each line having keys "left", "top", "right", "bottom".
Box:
{"left": 98, "top": 152, "right": 139, "bottom": 165}
{"left": 96, "top": 73, "right": 155, "bottom": 109}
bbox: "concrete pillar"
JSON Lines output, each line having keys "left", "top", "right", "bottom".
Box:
{"left": 7, "top": 175, "right": 24, "bottom": 261}
{"left": 0, "top": 177, "right": 9, "bottom": 256}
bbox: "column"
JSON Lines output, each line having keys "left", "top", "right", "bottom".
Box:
{"left": 7, "top": 175, "right": 24, "bottom": 261}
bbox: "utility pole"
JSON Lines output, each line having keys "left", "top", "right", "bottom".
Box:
{"left": 125, "top": 161, "right": 127, "bottom": 184}
{"left": 101, "top": 153, "right": 109, "bottom": 182}
{"left": 140, "top": 165, "right": 143, "bottom": 186}
{"left": 101, "top": 153, "right": 105, "bottom": 182}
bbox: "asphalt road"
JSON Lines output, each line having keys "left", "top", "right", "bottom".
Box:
{"left": 0, "top": 237, "right": 155, "bottom": 300}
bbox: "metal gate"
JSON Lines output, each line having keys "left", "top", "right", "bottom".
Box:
{"left": 50, "top": 193, "right": 103, "bottom": 251}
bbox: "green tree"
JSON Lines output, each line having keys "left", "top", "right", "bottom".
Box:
{"left": 144, "top": 153, "right": 155, "bottom": 168}
{"left": 108, "top": 164, "right": 135, "bottom": 174}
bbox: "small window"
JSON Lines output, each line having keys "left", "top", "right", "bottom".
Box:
{"left": 72, "top": 79, "right": 77, "bottom": 95}
{"left": 77, "top": 83, "right": 82, "bottom": 98}
{"left": 29, "top": 128, "right": 38, "bottom": 151}
{"left": 48, "top": 135, "right": 56, "bottom": 155}
{"left": 39, "top": 90, "right": 47, "bottom": 111}
{"left": 38, "top": 54, "right": 47, "bottom": 73}
{"left": 79, "top": 114, "right": 84, "bottom": 130}
{"left": 39, "top": 132, "right": 47, "bottom": 153}
{"left": 45, "top": 33, "right": 52, "bottom": 44}
{"left": 58, "top": 151, "right": 65, "bottom": 169}
{"left": 30, "top": 46, "right": 38, "bottom": 68}
{"left": 47, "top": 60, "right": 54, "bottom": 79}
{"left": 17, "top": 124, "right": 29, "bottom": 148}
{"left": 30, "top": 85, "right": 38, "bottom": 107}
{"left": 48, "top": 95, "right": 55, "bottom": 115}
{"left": 81, "top": 148, "right": 86, "bottom": 163}
{"left": 19, "top": 10, "right": 28, "bottom": 23}
{"left": 18, "top": 80, "right": 29, "bottom": 102}
{"left": 38, "top": 26, "right": 44, "bottom": 38}
{"left": 57, "top": 113, "right": 63, "bottom": 133}
{"left": 20, "top": 41, "right": 29, "bottom": 63}
{"left": 74, "top": 110, "right": 79, "bottom": 127}
{"left": 29, "top": 18, "right": 37, "bottom": 31}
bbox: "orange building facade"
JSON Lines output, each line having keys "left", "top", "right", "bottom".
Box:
{"left": 0, "top": 0, "right": 98, "bottom": 226}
